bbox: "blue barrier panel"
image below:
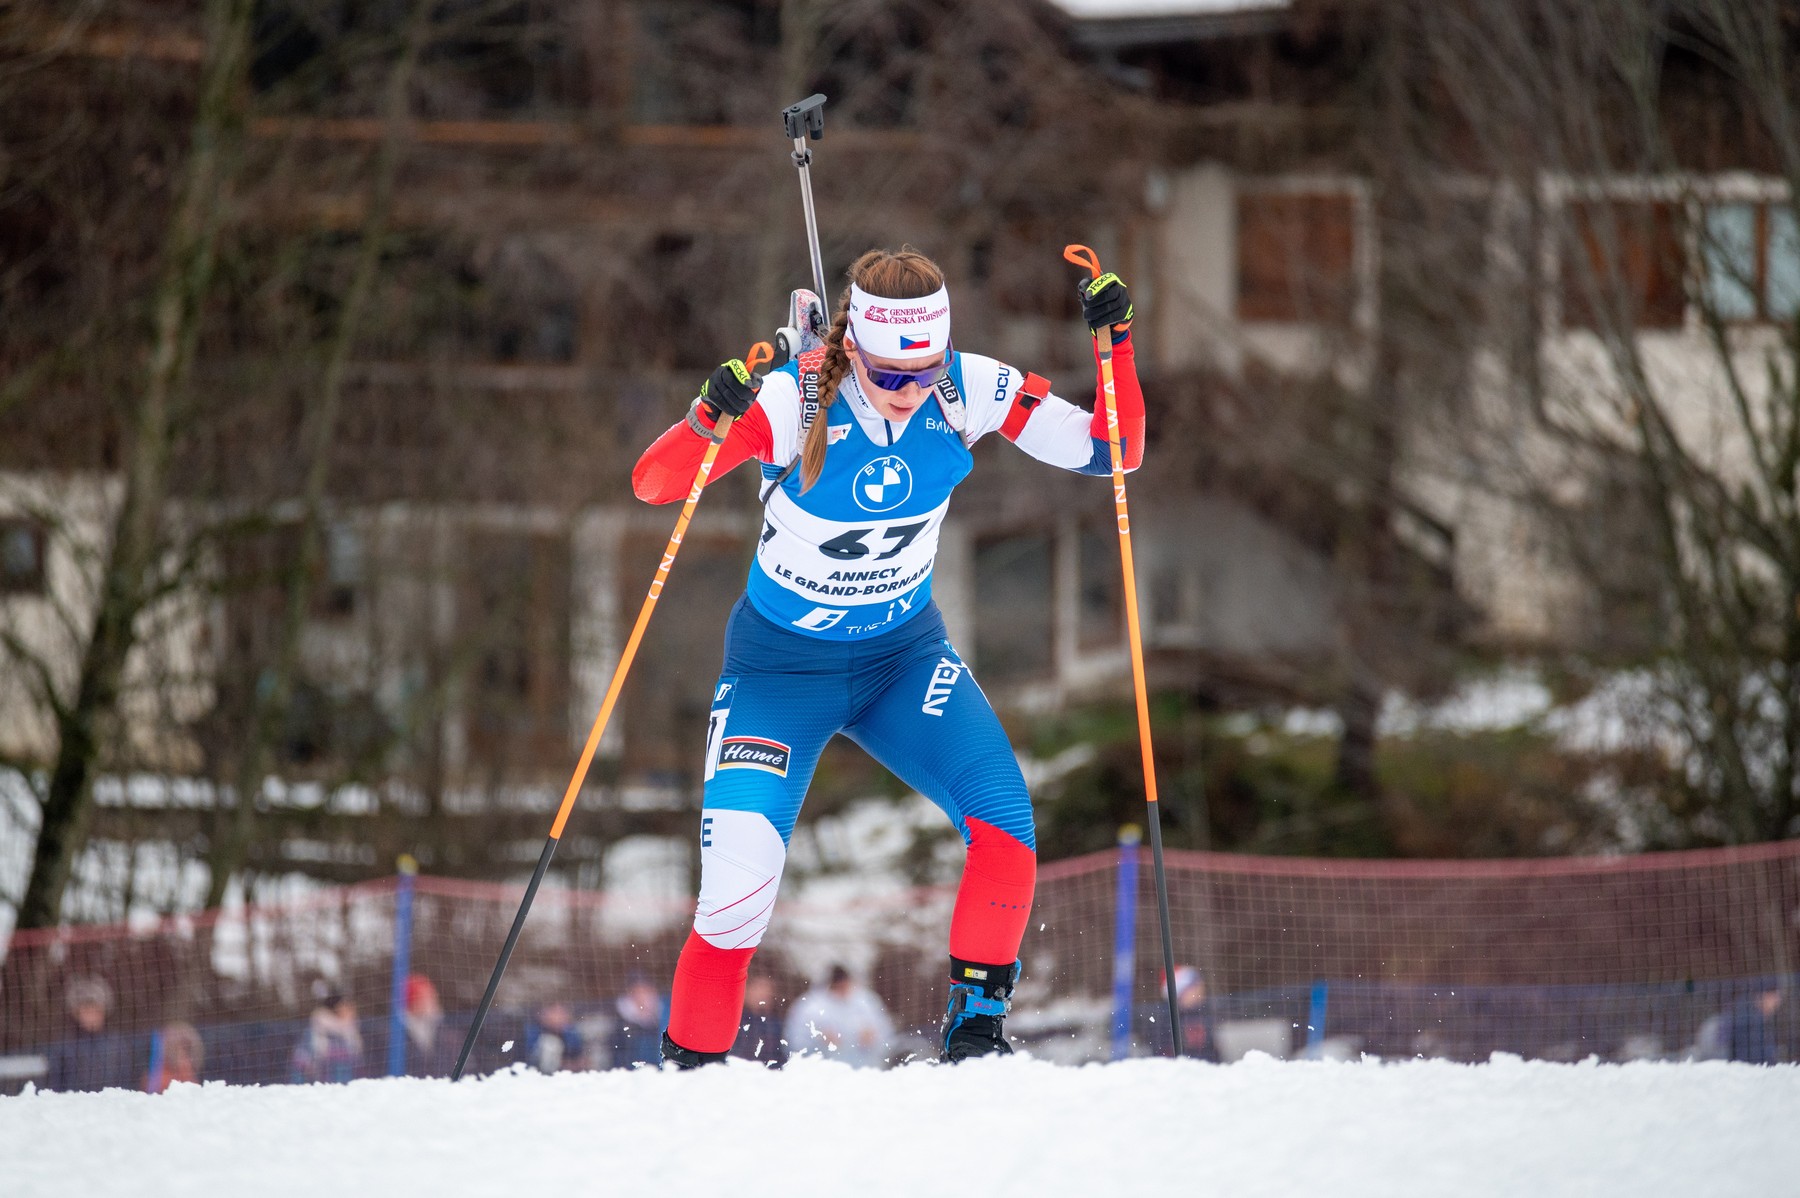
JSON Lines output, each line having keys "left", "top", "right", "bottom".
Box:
{"left": 1111, "top": 827, "right": 1141, "bottom": 1061}
{"left": 386, "top": 858, "right": 418, "bottom": 1077}
{"left": 1307, "top": 979, "right": 1328, "bottom": 1054}
{"left": 145, "top": 1028, "right": 164, "bottom": 1093}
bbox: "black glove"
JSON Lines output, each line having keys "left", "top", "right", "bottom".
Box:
{"left": 1078, "top": 272, "right": 1133, "bottom": 341}
{"left": 698, "top": 358, "right": 758, "bottom": 420}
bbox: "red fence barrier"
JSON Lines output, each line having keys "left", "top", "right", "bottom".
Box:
{"left": 4, "top": 840, "right": 1796, "bottom": 1089}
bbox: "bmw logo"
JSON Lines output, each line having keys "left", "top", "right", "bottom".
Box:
{"left": 854, "top": 455, "right": 914, "bottom": 513}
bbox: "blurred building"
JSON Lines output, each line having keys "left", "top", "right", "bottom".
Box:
{"left": 3, "top": 0, "right": 1792, "bottom": 887}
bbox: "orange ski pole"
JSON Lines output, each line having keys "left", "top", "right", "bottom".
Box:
{"left": 1064, "top": 244, "right": 1184, "bottom": 1056}
{"left": 453, "top": 340, "right": 775, "bottom": 1080}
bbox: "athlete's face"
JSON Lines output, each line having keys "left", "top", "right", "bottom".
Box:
{"left": 845, "top": 336, "right": 949, "bottom": 422}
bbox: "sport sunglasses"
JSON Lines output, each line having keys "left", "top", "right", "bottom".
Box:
{"left": 852, "top": 339, "right": 953, "bottom": 392}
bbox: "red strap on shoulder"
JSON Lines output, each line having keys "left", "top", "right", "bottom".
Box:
{"left": 999, "top": 371, "right": 1053, "bottom": 442}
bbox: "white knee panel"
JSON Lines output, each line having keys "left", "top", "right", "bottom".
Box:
{"left": 693, "top": 809, "right": 789, "bottom": 950}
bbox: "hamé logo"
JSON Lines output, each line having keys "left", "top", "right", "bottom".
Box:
{"left": 716, "top": 736, "right": 792, "bottom": 777}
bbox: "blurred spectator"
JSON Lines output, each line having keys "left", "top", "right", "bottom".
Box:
{"left": 784, "top": 964, "right": 894, "bottom": 1068}
{"left": 147, "top": 1021, "right": 205, "bottom": 1092}
{"left": 1689, "top": 1012, "right": 1730, "bottom": 1060}
{"left": 1725, "top": 987, "right": 1784, "bottom": 1064}
{"left": 1148, "top": 966, "right": 1221, "bottom": 1063}
{"left": 731, "top": 974, "right": 789, "bottom": 1069}
{"left": 609, "top": 974, "right": 667, "bottom": 1070}
{"left": 45, "top": 976, "right": 136, "bottom": 1092}
{"left": 292, "top": 992, "right": 363, "bottom": 1084}
{"left": 525, "top": 1001, "right": 586, "bottom": 1073}
{"left": 401, "top": 974, "right": 457, "bottom": 1078}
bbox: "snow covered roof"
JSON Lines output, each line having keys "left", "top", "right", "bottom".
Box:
{"left": 1048, "top": 0, "right": 1288, "bottom": 16}
{"left": 1044, "top": 0, "right": 1292, "bottom": 48}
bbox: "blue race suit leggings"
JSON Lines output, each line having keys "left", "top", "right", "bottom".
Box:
{"left": 666, "top": 597, "right": 1037, "bottom": 1053}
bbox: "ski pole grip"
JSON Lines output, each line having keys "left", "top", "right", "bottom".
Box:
{"left": 782, "top": 94, "right": 827, "bottom": 141}
{"left": 1063, "top": 244, "right": 1103, "bottom": 279}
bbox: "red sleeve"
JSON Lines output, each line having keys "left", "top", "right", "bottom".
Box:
{"left": 1090, "top": 333, "right": 1145, "bottom": 471}
{"left": 631, "top": 404, "right": 775, "bottom": 504}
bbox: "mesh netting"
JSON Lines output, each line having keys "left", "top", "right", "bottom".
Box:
{"left": 3, "top": 839, "right": 1795, "bottom": 1090}
{"left": 1138, "top": 842, "right": 1799, "bottom": 1061}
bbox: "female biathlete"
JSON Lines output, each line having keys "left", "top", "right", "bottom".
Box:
{"left": 631, "top": 247, "right": 1143, "bottom": 1064}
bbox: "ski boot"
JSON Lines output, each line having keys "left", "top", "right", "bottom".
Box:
{"left": 660, "top": 1031, "right": 728, "bottom": 1070}
{"left": 940, "top": 957, "right": 1021, "bottom": 1062}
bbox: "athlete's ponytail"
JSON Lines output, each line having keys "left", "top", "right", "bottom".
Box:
{"left": 802, "top": 299, "right": 852, "bottom": 491}
{"left": 799, "top": 246, "right": 946, "bottom": 492}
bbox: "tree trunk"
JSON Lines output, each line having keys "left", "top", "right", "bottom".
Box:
{"left": 1333, "top": 677, "right": 1382, "bottom": 802}
{"left": 750, "top": 0, "right": 825, "bottom": 331}
{"left": 16, "top": 0, "right": 255, "bottom": 930}
{"left": 204, "top": 0, "right": 431, "bottom": 908}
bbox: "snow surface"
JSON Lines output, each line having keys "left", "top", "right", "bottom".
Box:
{"left": 5, "top": 1055, "right": 1796, "bottom": 1197}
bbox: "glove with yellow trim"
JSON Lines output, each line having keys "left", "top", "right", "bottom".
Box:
{"left": 698, "top": 358, "right": 758, "bottom": 420}
{"left": 1078, "top": 272, "right": 1133, "bottom": 342}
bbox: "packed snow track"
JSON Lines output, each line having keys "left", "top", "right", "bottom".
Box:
{"left": 5, "top": 1054, "right": 1796, "bottom": 1197}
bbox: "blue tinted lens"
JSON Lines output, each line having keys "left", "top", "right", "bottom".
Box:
{"left": 858, "top": 342, "right": 951, "bottom": 392}
{"left": 867, "top": 365, "right": 939, "bottom": 390}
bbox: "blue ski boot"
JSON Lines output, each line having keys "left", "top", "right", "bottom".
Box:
{"left": 940, "top": 956, "right": 1021, "bottom": 1062}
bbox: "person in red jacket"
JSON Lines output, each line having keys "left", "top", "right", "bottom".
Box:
{"left": 633, "top": 246, "right": 1143, "bottom": 1064}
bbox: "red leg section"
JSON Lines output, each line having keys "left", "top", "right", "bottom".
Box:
{"left": 667, "top": 929, "right": 755, "bottom": 1053}
{"left": 948, "top": 817, "right": 1038, "bottom": 964}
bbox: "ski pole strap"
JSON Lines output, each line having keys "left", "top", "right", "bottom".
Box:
{"left": 1063, "top": 243, "right": 1103, "bottom": 279}
{"left": 686, "top": 397, "right": 725, "bottom": 443}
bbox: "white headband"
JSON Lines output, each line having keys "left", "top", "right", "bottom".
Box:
{"left": 847, "top": 282, "right": 951, "bottom": 360}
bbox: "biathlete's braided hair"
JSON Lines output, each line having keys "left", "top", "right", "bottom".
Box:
{"left": 800, "top": 246, "right": 946, "bottom": 491}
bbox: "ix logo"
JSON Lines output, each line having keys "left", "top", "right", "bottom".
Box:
{"left": 793, "top": 607, "right": 848, "bottom": 631}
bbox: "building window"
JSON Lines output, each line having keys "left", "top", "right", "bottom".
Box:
{"left": 483, "top": 241, "right": 579, "bottom": 364}
{"left": 318, "top": 523, "right": 363, "bottom": 619}
{"left": 630, "top": 1, "right": 765, "bottom": 125}
{"left": 1236, "top": 192, "right": 1357, "bottom": 324}
{"left": 1077, "top": 517, "right": 1122, "bottom": 652}
{"left": 973, "top": 531, "right": 1054, "bottom": 683}
{"left": 1561, "top": 200, "right": 1686, "bottom": 331}
{"left": 1702, "top": 202, "right": 1800, "bottom": 324}
{"left": 252, "top": 1, "right": 580, "bottom": 117}
{"left": 459, "top": 529, "right": 571, "bottom": 768}
{"left": 0, "top": 518, "right": 46, "bottom": 595}
{"left": 614, "top": 528, "right": 747, "bottom": 779}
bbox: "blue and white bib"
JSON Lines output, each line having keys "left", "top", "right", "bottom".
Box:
{"left": 748, "top": 356, "right": 979, "bottom": 639}
{"left": 739, "top": 346, "right": 1117, "bottom": 640}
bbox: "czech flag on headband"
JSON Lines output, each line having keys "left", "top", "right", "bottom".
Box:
{"left": 899, "top": 334, "right": 932, "bottom": 350}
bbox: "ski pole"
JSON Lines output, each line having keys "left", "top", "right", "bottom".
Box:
{"left": 1063, "top": 244, "right": 1184, "bottom": 1056}
{"left": 782, "top": 93, "right": 829, "bottom": 303}
{"left": 452, "top": 340, "right": 776, "bottom": 1081}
